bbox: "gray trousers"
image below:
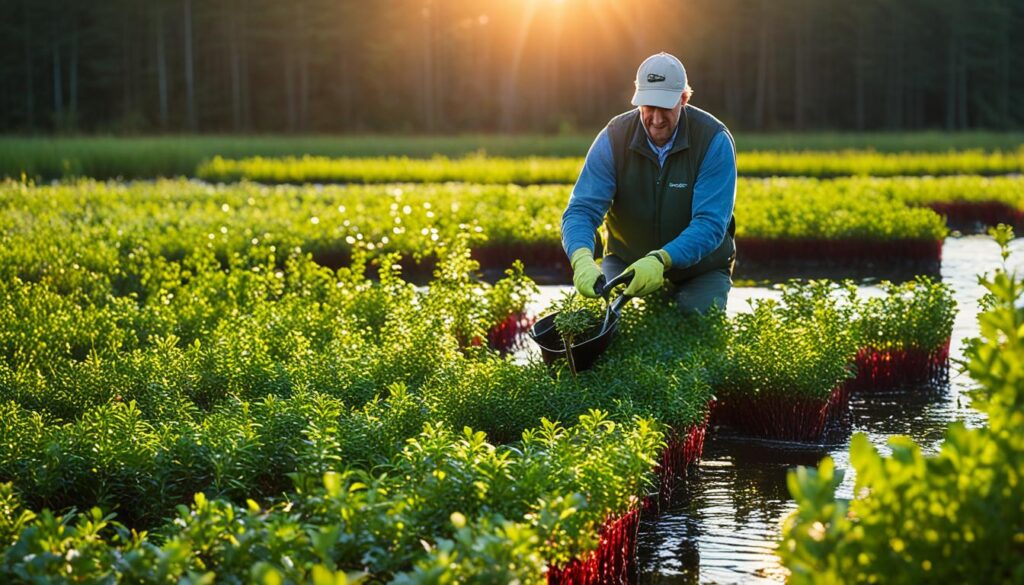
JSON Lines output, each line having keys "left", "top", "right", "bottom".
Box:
{"left": 600, "top": 254, "right": 731, "bottom": 313}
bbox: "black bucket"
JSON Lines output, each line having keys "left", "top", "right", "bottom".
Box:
{"left": 528, "top": 271, "right": 633, "bottom": 373}
{"left": 528, "top": 302, "right": 624, "bottom": 373}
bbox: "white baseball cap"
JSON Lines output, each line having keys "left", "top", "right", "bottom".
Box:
{"left": 631, "top": 52, "right": 687, "bottom": 109}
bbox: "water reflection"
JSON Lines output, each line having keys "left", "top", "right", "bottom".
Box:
{"left": 636, "top": 436, "right": 827, "bottom": 584}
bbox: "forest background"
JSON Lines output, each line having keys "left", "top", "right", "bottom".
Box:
{"left": 3, "top": 0, "right": 1022, "bottom": 135}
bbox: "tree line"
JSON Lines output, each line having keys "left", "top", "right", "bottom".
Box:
{"left": 2, "top": 0, "right": 1022, "bottom": 134}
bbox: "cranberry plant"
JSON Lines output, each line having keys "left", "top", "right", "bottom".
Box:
{"left": 852, "top": 277, "right": 956, "bottom": 354}
{"left": 720, "top": 284, "right": 858, "bottom": 403}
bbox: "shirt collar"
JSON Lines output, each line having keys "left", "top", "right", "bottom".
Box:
{"left": 643, "top": 121, "right": 679, "bottom": 155}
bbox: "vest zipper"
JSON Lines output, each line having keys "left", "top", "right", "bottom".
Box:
{"left": 654, "top": 162, "right": 668, "bottom": 245}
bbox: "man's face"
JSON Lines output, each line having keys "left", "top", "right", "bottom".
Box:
{"left": 639, "top": 97, "right": 684, "bottom": 147}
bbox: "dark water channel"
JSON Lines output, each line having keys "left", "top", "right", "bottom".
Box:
{"left": 527, "top": 235, "right": 1010, "bottom": 584}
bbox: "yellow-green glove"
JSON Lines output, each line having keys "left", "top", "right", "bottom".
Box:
{"left": 623, "top": 250, "right": 671, "bottom": 297}
{"left": 570, "top": 248, "right": 602, "bottom": 298}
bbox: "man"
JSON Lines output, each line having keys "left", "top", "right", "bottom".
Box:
{"left": 561, "top": 52, "right": 736, "bottom": 312}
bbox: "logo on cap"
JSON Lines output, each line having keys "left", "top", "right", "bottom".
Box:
{"left": 647, "top": 73, "right": 666, "bottom": 83}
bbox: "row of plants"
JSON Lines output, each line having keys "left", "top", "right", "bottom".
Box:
{"left": 195, "top": 149, "right": 1024, "bottom": 184}
{"left": 7, "top": 132, "right": 1022, "bottom": 180}
{"left": 781, "top": 226, "right": 1021, "bottom": 584}
{"left": 861, "top": 175, "right": 1024, "bottom": 232}
{"left": 0, "top": 280, "right": 958, "bottom": 581}
{"left": 736, "top": 179, "right": 949, "bottom": 277}
{"left": 738, "top": 149, "right": 1024, "bottom": 178}
{"left": 196, "top": 155, "right": 584, "bottom": 186}
{"left": 0, "top": 413, "right": 662, "bottom": 583}
{"left": 1, "top": 178, "right": 952, "bottom": 291}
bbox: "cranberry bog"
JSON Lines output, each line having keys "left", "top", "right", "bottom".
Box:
{"left": 848, "top": 278, "right": 957, "bottom": 391}
{"left": 0, "top": 176, "right": 972, "bottom": 582}
{"left": 1, "top": 185, "right": 741, "bottom": 582}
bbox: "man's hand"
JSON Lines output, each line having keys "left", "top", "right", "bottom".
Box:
{"left": 623, "top": 250, "right": 671, "bottom": 296}
{"left": 570, "top": 249, "right": 602, "bottom": 298}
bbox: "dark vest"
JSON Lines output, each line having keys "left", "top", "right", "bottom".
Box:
{"left": 604, "top": 105, "right": 736, "bottom": 281}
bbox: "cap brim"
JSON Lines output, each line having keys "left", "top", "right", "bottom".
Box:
{"left": 631, "top": 89, "right": 682, "bottom": 109}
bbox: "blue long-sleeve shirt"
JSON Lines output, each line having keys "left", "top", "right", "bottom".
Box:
{"left": 561, "top": 119, "right": 736, "bottom": 269}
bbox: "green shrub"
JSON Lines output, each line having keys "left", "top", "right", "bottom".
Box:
{"left": 854, "top": 277, "right": 956, "bottom": 353}
{"left": 720, "top": 282, "right": 858, "bottom": 403}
